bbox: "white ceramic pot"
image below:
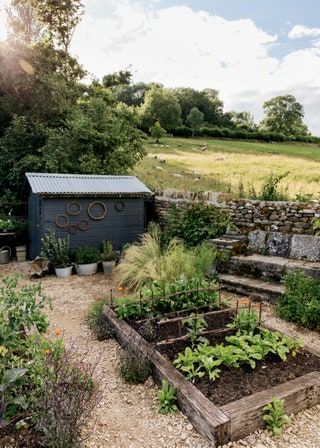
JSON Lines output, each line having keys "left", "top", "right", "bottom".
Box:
{"left": 75, "top": 262, "right": 99, "bottom": 276}
{"left": 102, "top": 260, "right": 116, "bottom": 275}
{"left": 55, "top": 266, "right": 73, "bottom": 278}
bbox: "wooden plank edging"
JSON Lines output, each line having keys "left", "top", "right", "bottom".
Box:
{"left": 103, "top": 305, "right": 231, "bottom": 447}
{"left": 220, "top": 371, "right": 320, "bottom": 441}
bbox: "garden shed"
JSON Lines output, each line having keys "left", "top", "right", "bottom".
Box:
{"left": 26, "top": 172, "right": 153, "bottom": 259}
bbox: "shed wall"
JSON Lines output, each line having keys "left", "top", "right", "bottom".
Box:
{"left": 29, "top": 196, "right": 146, "bottom": 258}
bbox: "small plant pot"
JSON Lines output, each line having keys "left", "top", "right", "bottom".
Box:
{"left": 75, "top": 262, "right": 99, "bottom": 276}
{"left": 55, "top": 266, "right": 73, "bottom": 278}
{"left": 16, "top": 245, "right": 27, "bottom": 262}
{"left": 102, "top": 260, "right": 116, "bottom": 275}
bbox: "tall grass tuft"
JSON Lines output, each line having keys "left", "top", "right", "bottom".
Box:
{"left": 114, "top": 226, "right": 216, "bottom": 291}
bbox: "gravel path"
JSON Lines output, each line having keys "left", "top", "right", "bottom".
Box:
{"left": 3, "top": 263, "right": 320, "bottom": 448}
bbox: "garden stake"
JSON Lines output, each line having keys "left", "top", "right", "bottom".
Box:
{"left": 110, "top": 288, "right": 113, "bottom": 306}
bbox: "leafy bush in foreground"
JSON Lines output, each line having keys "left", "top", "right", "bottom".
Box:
{"left": 277, "top": 271, "right": 320, "bottom": 329}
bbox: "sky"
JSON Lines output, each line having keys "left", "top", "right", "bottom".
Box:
{"left": 1, "top": 0, "right": 320, "bottom": 134}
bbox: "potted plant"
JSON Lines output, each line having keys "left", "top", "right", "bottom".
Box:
{"left": 101, "top": 240, "right": 117, "bottom": 275}
{"left": 41, "top": 229, "right": 72, "bottom": 278}
{"left": 74, "top": 245, "right": 100, "bottom": 275}
{"left": 0, "top": 218, "right": 13, "bottom": 233}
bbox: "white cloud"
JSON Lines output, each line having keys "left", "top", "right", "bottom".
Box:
{"left": 289, "top": 24, "right": 320, "bottom": 39}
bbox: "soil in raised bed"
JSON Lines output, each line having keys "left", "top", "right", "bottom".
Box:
{"left": 129, "top": 308, "right": 235, "bottom": 344}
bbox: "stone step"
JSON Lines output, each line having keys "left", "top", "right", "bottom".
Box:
{"left": 229, "top": 254, "right": 320, "bottom": 283}
{"left": 218, "top": 273, "right": 284, "bottom": 302}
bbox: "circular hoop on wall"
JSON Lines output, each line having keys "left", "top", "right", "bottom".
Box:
{"left": 78, "top": 219, "right": 90, "bottom": 231}
{"left": 68, "top": 225, "right": 77, "bottom": 235}
{"left": 115, "top": 201, "right": 125, "bottom": 212}
{"left": 87, "top": 201, "right": 107, "bottom": 220}
{"left": 66, "top": 201, "right": 82, "bottom": 216}
{"left": 55, "top": 214, "right": 69, "bottom": 228}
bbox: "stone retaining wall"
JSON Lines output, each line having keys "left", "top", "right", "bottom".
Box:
{"left": 155, "top": 190, "right": 320, "bottom": 235}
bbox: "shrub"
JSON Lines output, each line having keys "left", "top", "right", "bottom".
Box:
{"left": 114, "top": 225, "right": 217, "bottom": 291}
{"left": 258, "top": 172, "right": 289, "bottom": 201}
{"left": 74, "top": 245, "right": 100, "bottom": 264}
{"left": 100, "top": 240, "right": 117, "bottom": 262}
{"left": 277, "top": 271, "right": 320, "bottom": 329}
{"left": 164, "top": 202, "right": 235, "bottom": 247}
{"left": 150, "top": 121, "right": 166, "bottom": 143}
{"left": 41, "top": 229, "right": 70, "bottom": 268}
{"left": 86, "top": 299, "right": 114, "bottom": 341}
{"left": 157, "top": 380, "right": 178, "bottom": 414}
{"left": 119, "top": 350, "right": 151, "bottom": 384}
{"left": 35, "top": 349, "right": 99, "bottom": 448}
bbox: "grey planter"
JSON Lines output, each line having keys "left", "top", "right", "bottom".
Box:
{"left": 55, "top": 266, "right": 73, "bottom": 278}
{"left": 102, "top": 260, "right": 116, "bottom": 275}
{"left": 75, "top": 262, "right": 99, "bottom": 276}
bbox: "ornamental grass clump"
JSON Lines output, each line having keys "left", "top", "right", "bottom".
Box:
{"left": 114, "top": 224, "right": 216, "bottom": 291}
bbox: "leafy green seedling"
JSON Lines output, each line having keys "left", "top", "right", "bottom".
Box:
{"left": 263, "top": 397, "right": 291, "bottom": 436}
{"left": 157, "top": 380, "right": 178, "bottom": 414}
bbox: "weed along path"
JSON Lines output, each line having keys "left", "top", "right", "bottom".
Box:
{"left": 3, "top": 263, "right": 320, "bottom": 448}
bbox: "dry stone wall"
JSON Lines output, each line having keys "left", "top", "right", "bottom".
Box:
{"left": 155, "top": 190, "right": 320, "bottom": 235}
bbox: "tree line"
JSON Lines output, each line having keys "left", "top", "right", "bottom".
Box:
{"left": 104, "top": 70, "right": 312, "bottom": 140}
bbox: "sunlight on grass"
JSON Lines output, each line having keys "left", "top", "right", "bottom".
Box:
{"left": 134, "top": 138, "right": 320, "bottom": 198}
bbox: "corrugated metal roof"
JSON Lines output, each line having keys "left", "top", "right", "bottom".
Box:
{"left": 26, "top": 173, "right": 152, "bottom": 197}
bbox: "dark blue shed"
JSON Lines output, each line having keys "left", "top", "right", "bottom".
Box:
{"left": 26, "top": 173, "right": 153, "bottom": 259}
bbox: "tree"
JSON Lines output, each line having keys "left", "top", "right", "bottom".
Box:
{"left": 102, "top": 70, "right": 132, "bottom": 88}
{"left": 260, "top": 94, "right": 309, "bottom": 136}
{"left": 150, "top": 121, "right": 166, "bottom": 143}
{"left": 139, "top": 85, "right": 182, "bottom": 131}
{"left": 173, "top": 87, "right": 224, "bottom": 126}
{"left": 113, "top": 82, "right": 151, "bottom": 107}
{"left": 186, "top": 107, "right": 204, "bottom": 135}
{"left": 230, "top": 111, "right": 257, "bottom": 131}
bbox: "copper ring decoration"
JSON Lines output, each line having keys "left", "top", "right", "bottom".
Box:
{"left": 66, "top": 201, "right": 82, "bottom": 216}
{"left": 115, "top": 201, "right": 125, "bottom": 212}
{"left": 78, "top": 219, "right": 90, "bottom": 231}
{"left": 55, "top": 214, "right": 69, "bottom": 228}
{"left": 87, "top": 201, "right": 107, "bottom": 220}
{"left": 68, "top": 225, "right": 77, "bottom": 235}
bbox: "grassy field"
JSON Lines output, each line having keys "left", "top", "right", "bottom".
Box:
{"left": 133, "top": 137, "right": 320, "bottom": 199}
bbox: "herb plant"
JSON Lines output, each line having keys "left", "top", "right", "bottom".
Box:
{"left": 228, "top": 309, "right": 259, "bottom": 335}
{"left": 183, "top": 314, "right": 208, "bottom": 347}
{"left": 101, "top": 240, "right": 117, "bottom": 262}
{"left": 74, "top": 245, "right": 100, "bottom": 264}
{"left": 86, "top": 299, "right": 114, "bottom": 341}
{"left": 41, "top": 229, "right": 71, "bottom": 268}
{"left": 119, "top": 351, "right": 151, "bottom": 384}
{"left": 157, "top": 380, "right": 178, "bottom": 414}
{"left": 263, "top": 397, "right": 291, "bottom": 436}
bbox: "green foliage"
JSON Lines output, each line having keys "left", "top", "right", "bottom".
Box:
{"left": 86, "top": 300, "right": 114, "bottom": 341}
{"left": 119, "top": 351, "right": 151, "bottom": 384}
{"left": 230, "top": 111, "right": 257, "bottom": 132}
{"left": 228, "top": 310, "right": 259, "bottom": 335}
{"left": 139, "top": 85, "right": 182, "bottom": 131}
{"left": 114, "top": 225, "right": 217, "bottom": 291}
{"left": 74, "top": 245, "right": 100, "bottom": 264}
{"left": 150, "top": 121, "right": 166, "bottom": 142}
{"left": 260, "top": 94, "right": 309, "bottom": 137}
{"left": 312, "top": 218, "right": 320, "bottom": 236}
{"left": 183, "top": 314, "right": 208, "bottom": 347}
{"left": 258, "top": 172, "right": 289, "bottom": 201}
{"left": 165, "top": 202, "right": 235, "bottom": 247}
{"left": 174, "top": 329, "right": 303, "bottom": 382}
{"left": 41, "top": 229, "right": 70, "bottom": 268}
{"left": 277, "top": 271, "right": 320, "bottom": 329}
{"left": 263, "top": 397, "right": 291, "bottom": 436}
{"left": 0, "top": 368, "right": 28, "bottom": 428}
{"left": 115, "top": 276, "right": 218, "bottom": 320}
{"left": 102, "top": 70, "right": 132, "bottom": 88}
{"left": 157, "top": 380, "right": 178, "bottom": 414}
{"left": 186, "top": 107, "right": 204, "bottom": 135}
{"left": 100, "top": 240, "right": 117, "bottom": 262}
{"left": 0, "top": 218, "right": 14, "bottom": 230}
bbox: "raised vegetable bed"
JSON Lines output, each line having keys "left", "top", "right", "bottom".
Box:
{"left": 104, "top": 290, "right": 320, "bottom": 446}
